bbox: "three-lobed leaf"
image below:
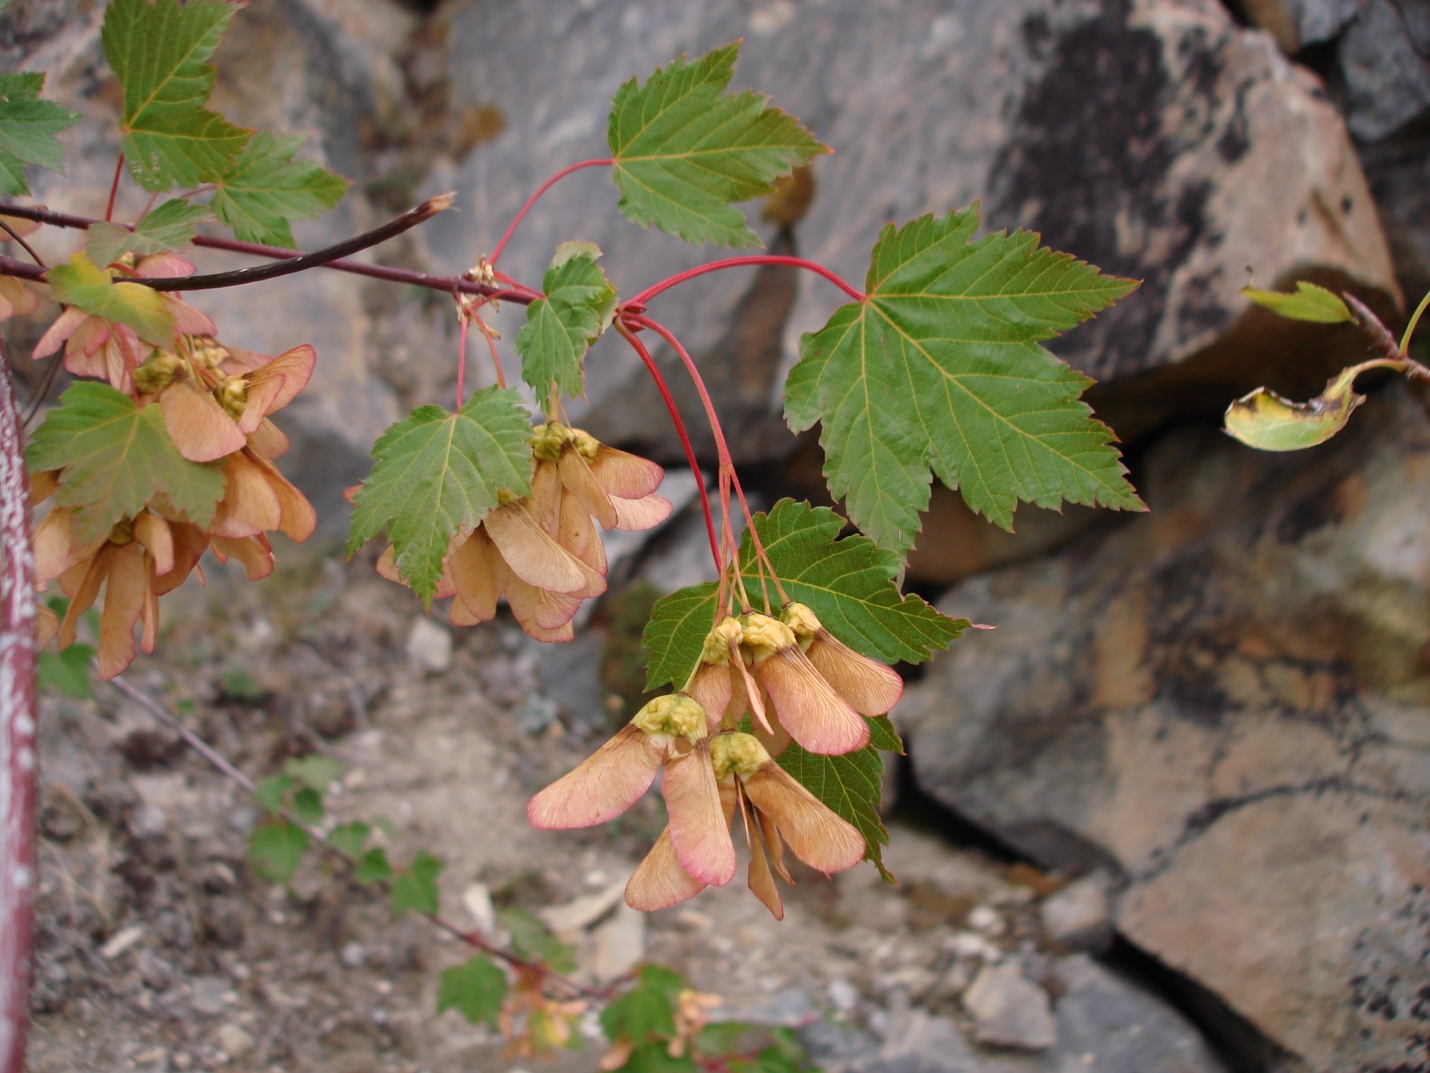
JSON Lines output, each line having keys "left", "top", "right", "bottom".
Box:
{"left": 515, "top": 241, "right": 617, "bottom": 401}
{"left": 211, "top": 130, "right": 350, "bottom": 248}
{"left": 786, "top": 207, "right": 1143, "bottom": 558}
{"left": 389, "top": 850, "right": 444, "bottom": 917}
{"left": 248, "top": 818, "right": 309, "bottom": 884}
{"left": 346, "top": 387, "right": 533, "bottom": 604}
{"left": 609, "top": 41, "right": 827, "bottom": 247}
{"left": 437, "top": 954, "right": 508, "bottom": 1028}
{"left": 102, "top": 0, "right": 250, "bottom": 190}
{"left": 46, "top": 252, "right": 177, "bottom": 348}
{"left": 28, "top": 381, "right": 226, "bottom": 543}
{"left": 87, "top": 199, "right": 211, "bottom": 265}
{"left": 0, "top": 72, "right": 80, "bottom": 196}
{"left": 644, "top": 499, "right": 966, "bottom": 693}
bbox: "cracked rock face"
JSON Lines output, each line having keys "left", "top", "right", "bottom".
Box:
{"left": 896, "top": 384, "right": 1430, "bottom": 1073}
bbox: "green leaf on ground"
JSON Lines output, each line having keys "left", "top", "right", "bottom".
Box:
{"left": 248, "top": 818, "right": 308, "bottom": 884}
{"left": 1243, "top": 280, "right": 1353, "bottom": 324}
{"left": 608, "top": 41, "right": 827, "bottom": 247}
{"left": 0, "top": 72, "right": 80, "bottom": 197}
{"left": 786, "top": 207, "right": 1142, "bottom": 557}
{"left": 389, "top": 850, "right": 444, "bottom": 917}
{"left": 779, "top": 716, "right": 901, "bottom": 881}
{"left": 496, "top": 907, "right": 577, "bottom": 973}
{"left": 601, "top": 964, "right": 684, "bottom": 1046}
{"left": 211, "top": 130, "right": 350, "bottom": 247}
{"left": 326, "top": 821, "right": 371, "bottom": 861}
{"left": 437, "top": 954, "right": 508, "bottom": 1028}
{"left": 46, "top": 252, "right": 177, "bottom": 348}
{"left": 610, "top": 1044, "right": 700, "bottom": 1073}
{"left": 87, "top": 199, "right": 211, "bottom": 265}
{"left": 28, "top": 381, "right": 226, "bottom": 543}
{"left": 353, "top": 847, "right": 392, "bottom": 885}
{"left": 291, "top": 787, "right": 324, "bottom": 825}
{"left": 252, "top": 774, "right": 292, "bottom": 814}
{"left": 515, "top": 241, "right": 617, "bottom": 400}
{"left": 102, "top": 0, "right": 250, "bottom": 190}
{"left": 644, "top": 499, "right": 965, "bottom": 692}
{"left": 38, "top": 643, "right": 94, "bottom": 699}
{"left": 346, "top": 387, "right": 533, "bottom": 604}
{"left": 284, "top": 754, "right": 344, "bottom": 793}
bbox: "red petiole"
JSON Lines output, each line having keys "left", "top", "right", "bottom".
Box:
{"left": 488, "top": 158, "right": 614, "bottom": 267}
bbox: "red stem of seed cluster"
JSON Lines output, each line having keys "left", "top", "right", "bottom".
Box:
{"left": 629, "top": 255, "right": 864, "bottom": 307}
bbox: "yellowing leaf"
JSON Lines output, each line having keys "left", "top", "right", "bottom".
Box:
{"left": 786, "top": 207, "right": 1142, "bottom": 556}
{"left": 87, "top": 199, "right": 211, "bottom": 265}
{"left": 27, "top": 381, "right": 225, "bottom": 543}
{"left": 515, "top": 241, "right": 617, "bottom": 400}
{"left": 346, "top": 387, "right": 533, "bottom": 604}
{"left": 1223, "top": 358, "right": 1404, "bottom": 451}
{"left": 46, "top": 252, "right": 176, "bottom": 349}
{"left": 102, "top": 0, "right": 250, "bottom": 190}
{"left": 1242, "top": 281, "right": 1353, "bottom": 324}
{"left": 609, "top": 42, "right": 827, "bottom": 247}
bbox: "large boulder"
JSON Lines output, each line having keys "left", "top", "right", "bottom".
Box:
{"left": 895, "top": 383, "right": 1430, "bottom": 1072}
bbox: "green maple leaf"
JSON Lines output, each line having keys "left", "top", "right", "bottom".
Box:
{"left": 28, "top": 382, "right": 225, "bottom": 544}
{"left": 0, "top": 72, "right": 80, "bottom": 197}
{"left": 325, "top": 821, "right": 371, "bottom": 861}
{"left": 247, "top": 818, "right": 309, "bottom": 885}
{"left": 515, "top": 241, "right": 617, "bottom": 400}
{"left": 102, "top": 0, "right": 250, "bottom": 191}
{"left": 346, "top": 386, "right": 533, "bottom": 605}
{"left": 87, "top": 199, "right": 212, "bottom": 265}
{"left": 46, "top": 251, "right": 177, "bottom": 349}
{"left": 778, "top": 716, "right": 902, "bottom": 880}
{"left": 1242, "top": 280, "right": 1353, "bottom": 324}
{"left": 211, "top": 131, "right": 350, "bottom": 248}
{"left": 786, "top": 207, "right": 1143, "bottom": 558}
{"left": 437, "top": 954, "right": 508, "bottom": 1029}
{"left": 608, "top": 41, "right": 827, "bottom": 247}
{"left": 644, "top": 499, "right": 966, "bottom": 692}
{"left": 389, "top": 850, "right": 444, "bottom": 917}
{"left": 601, "top": 964, "right": 684, "bottom": 1045}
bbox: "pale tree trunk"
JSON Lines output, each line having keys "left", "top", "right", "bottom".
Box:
{"left": 0, "top": 339, "right": 36, "bottom": 1073}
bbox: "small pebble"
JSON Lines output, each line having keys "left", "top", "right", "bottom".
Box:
{"left": 340, "top": 942, "right": 367, "bottom": 968}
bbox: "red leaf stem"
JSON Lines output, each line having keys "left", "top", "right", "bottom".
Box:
{"left": 0, "top": 338, "right": 37, "bottom": 1073}
{"left": 615, "top": 320, "right": 720, "bottom": 575}
{"left": 104, "top": 154, "right": 123, "bottom": 223}
{"left": 628, "top": 255, "right": 864, "bottom": 308}
{"left": 487, "top": 158, "right": 614, "bottom": 267}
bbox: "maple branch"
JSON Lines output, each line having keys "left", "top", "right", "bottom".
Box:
{"left": 616, "top": 320, "right": 721, "bottom": 574}
{"left": 628, "top": 255, "right": 864, "bottom": 307}
{"left": 488, "top": 158, "right": 614, "bottom": 266}
{"left": 105, "top": 673, "right": 617, "bottom": 1004}
{"left": 0, "top": 337, "right": 37, "bottom": 1073}
{"left": 0, "top": 201, "right": 538, "bottom": 304}
{"left": 0, "top": 222, "right": 42, "bottom": 269}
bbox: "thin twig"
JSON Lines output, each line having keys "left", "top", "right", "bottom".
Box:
{"left": 0, "top": 221, "right": 42, "bottom": 268}
{"left": 0, "top": 201, "right": 536, "bottom": 305}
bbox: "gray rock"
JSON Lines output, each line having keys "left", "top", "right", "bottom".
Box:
{"left": 1040, "top": 873, "right": 1113, "bottom": 954}
{"left": 404, "top": 616, "right": 452, "bottom": 674}
{"left": 187, "top": 975, "right": 232, "bottom": 1017}
{"left": 1340, "top": 0, "right": 1430, "bottom": 142}
{"left": 1051, "top": 955, "right": 1229, "bottom": 1073}
{"left": 962, "top": 963, "right": 1057, "bottom": 1051}
{"left": 1238, "top": 0, "right": 1361, "bottom": 51}
{"left": 897, "top": 383, "right": 1430, "bottom": 1071}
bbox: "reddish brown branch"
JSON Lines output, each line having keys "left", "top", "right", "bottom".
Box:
{"left": 0, "top": 201, "right": 536, "bottom": 305}
{"left": 0, "top": 336, "right": 37, "bottom": 1073}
